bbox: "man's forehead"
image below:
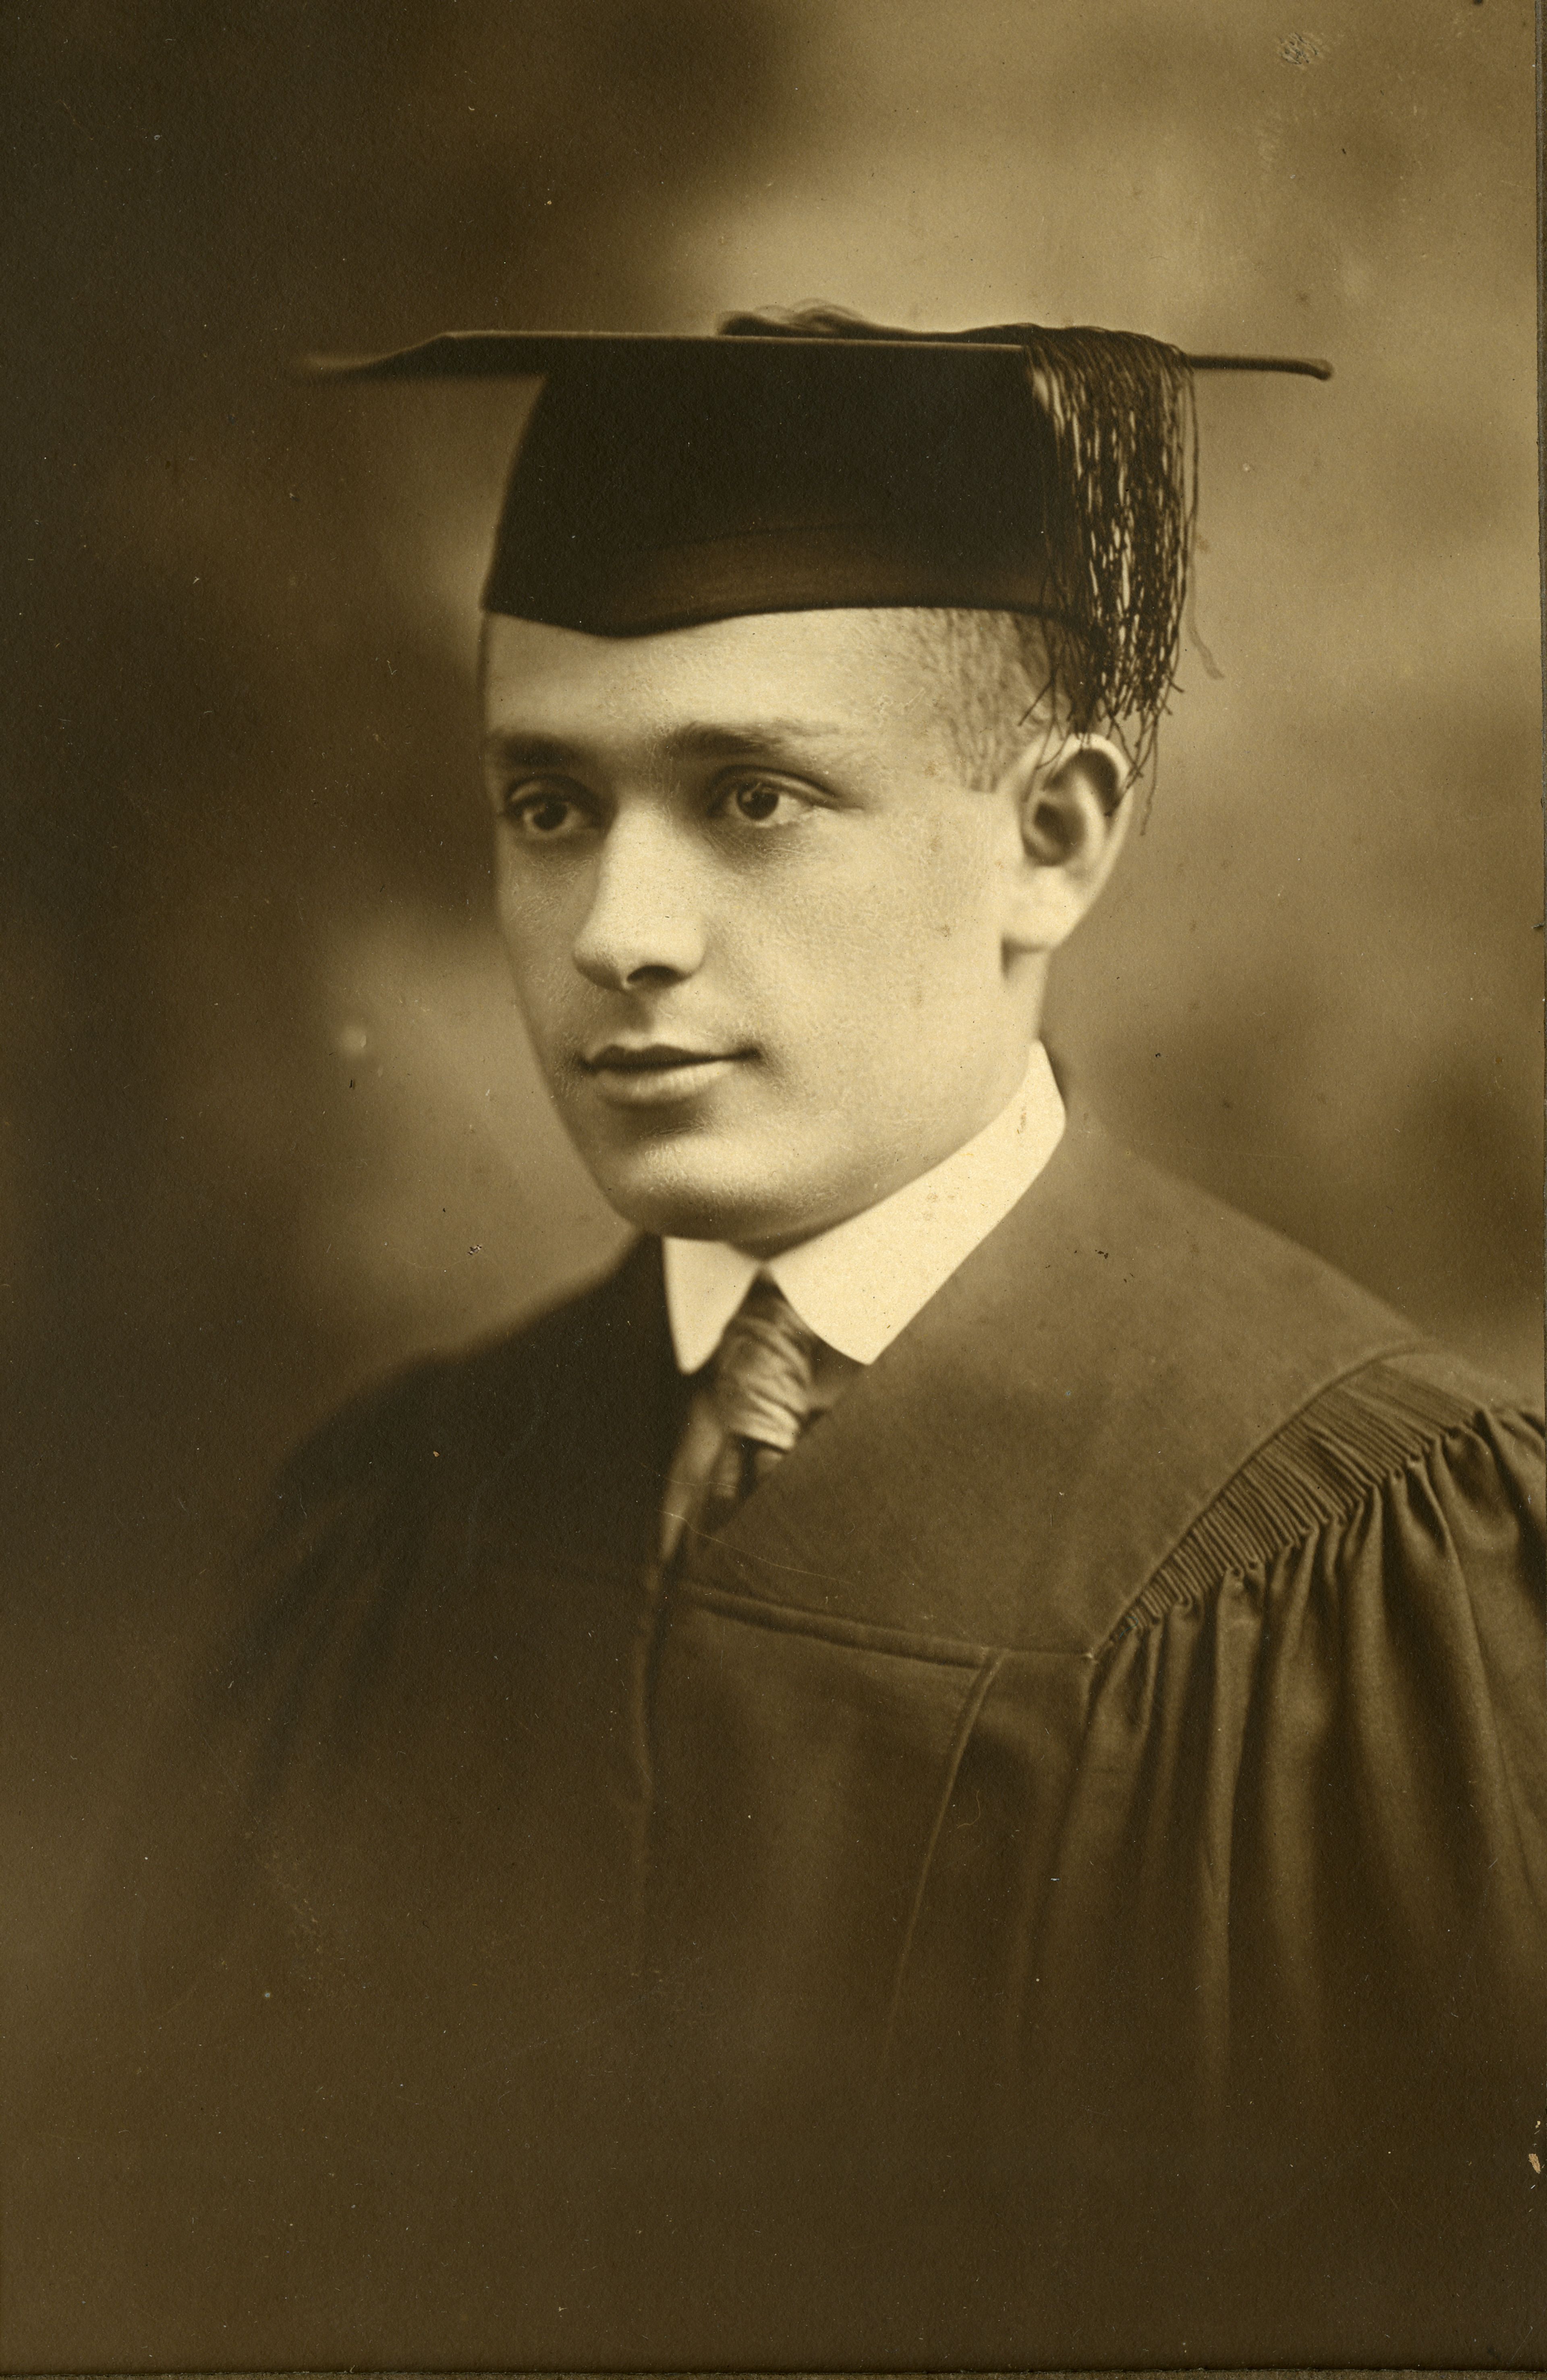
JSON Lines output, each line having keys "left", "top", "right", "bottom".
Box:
{"left": 480, "top": 608, "right": 941, "bottom": 752}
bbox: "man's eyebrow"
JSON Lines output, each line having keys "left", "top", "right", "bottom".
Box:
{"left": 661, "top": 720, "right": 849, "bottom": 762}
{"left": 481, "top": 730, "right": 583, "bottom": 770}
{"left": 482, "top": 721, "right": 850, "bottom": 770}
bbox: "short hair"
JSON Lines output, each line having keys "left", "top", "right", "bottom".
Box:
{"left": 885, "top": 608, "right": 1068, "bottom": 792}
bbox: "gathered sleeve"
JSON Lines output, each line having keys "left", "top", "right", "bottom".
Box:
{"left": 907, "top": 1365, "right": 1540, "bottom": 2162}
{"left": 887, "top": 1359, "right": 1544, "bottom": 2350}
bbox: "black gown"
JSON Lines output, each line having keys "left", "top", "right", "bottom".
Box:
{"left": 12, "top": 1115, "right": 1545, "bottom": 2367}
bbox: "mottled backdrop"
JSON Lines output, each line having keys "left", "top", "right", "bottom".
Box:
{"left": 4, "top": 0, "right": 1539, "bottom": 2021}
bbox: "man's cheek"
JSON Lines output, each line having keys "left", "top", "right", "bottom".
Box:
{"left": 507, "top": 942, "right": 578, "bottom": 1035}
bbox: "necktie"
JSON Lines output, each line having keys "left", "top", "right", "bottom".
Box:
{"left": 670, "top": 1274, "right": 820, "bottom": 1570}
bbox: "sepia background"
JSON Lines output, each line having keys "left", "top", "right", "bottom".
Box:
{"left": 4, "top": 1, "right": 1540, "bottom": 2021}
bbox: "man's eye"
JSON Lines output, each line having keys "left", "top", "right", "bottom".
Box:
{"left": 503, "top": 786, "right": 589, "bottom": 840}
{"left": 714, "top": 776, "right": 815, "bottom": 829}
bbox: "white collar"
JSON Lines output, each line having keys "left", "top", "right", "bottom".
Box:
{"left": 663, "top": 1042, "right": 1064, "bottom": 1372}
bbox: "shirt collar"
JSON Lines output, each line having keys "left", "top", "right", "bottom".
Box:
{"left": 663, "top": 1042, "right": 1065, "bottom": 1372}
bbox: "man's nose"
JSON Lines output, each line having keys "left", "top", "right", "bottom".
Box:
{"left": 571, "top": 813, "right": 708, "bottom": 990}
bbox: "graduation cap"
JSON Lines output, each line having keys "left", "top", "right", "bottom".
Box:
{"left": 306, "top": 305, "right": 1331, "bottom": 766}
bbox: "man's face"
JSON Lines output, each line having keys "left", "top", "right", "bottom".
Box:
{"left": 481, "top": 607, "right": 1043, "bottom": 1254}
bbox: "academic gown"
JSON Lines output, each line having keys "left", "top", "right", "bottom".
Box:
{"left": 13, "top": 1114, "right": 1545, "bottom": 2369}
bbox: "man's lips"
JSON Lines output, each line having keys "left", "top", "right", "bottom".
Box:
{"left": 579, "top": 1042, "right": 754, "bottom": 1106}
{"left": 582, "top": 1042, "right": 740, "bottom": 1074}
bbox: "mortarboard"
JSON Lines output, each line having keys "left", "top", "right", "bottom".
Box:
{"left": 306, "top": 306, "right": 1331, "bottom": 764}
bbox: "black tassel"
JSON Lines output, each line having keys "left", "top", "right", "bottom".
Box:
{"left": 1006, "top": 322, "right": 1196, "bottom": 776}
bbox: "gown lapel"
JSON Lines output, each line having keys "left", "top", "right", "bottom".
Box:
{"left": 682, "top": 1110, "right": 1419, "bottom": 1656}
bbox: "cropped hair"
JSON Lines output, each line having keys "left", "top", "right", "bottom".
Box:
{"left": 890, "top": 608, "right": 1070, "bottom": 793}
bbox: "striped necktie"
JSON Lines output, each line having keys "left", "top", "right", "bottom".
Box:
{"left": 671, "top": 1274, "right": 820, "bottom": 1571}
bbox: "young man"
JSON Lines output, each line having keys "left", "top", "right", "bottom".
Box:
{"left": 27, "top": 314, "right": 1545, "bottom": 2366}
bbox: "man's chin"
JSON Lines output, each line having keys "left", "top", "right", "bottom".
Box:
{"left": 575, "top": 1135, "right": 814, "bottom": 1249}
{"left": 590, "top": 1172, "right": 774, "bottom": 1247}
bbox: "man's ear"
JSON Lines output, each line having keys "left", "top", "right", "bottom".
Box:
{"left": 997, "top": 733, "right": 1132, "bottom": 955}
